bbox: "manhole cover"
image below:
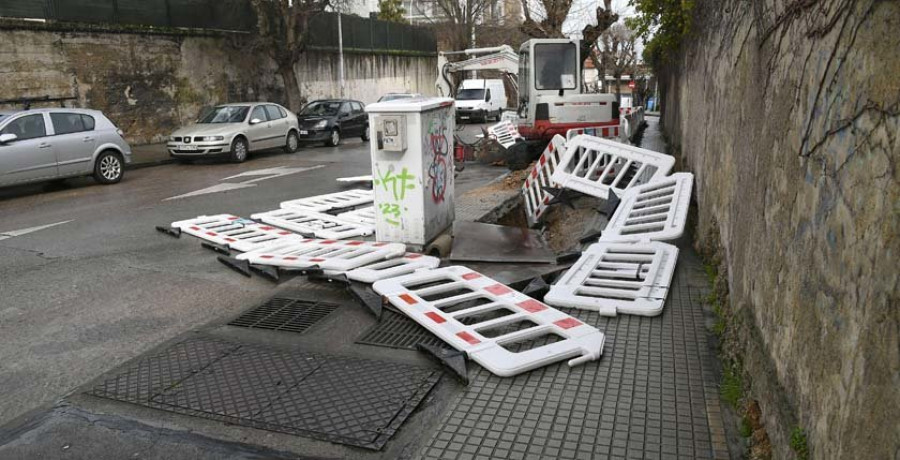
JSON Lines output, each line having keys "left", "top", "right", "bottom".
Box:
{"left": 89, "top": 337, "right": 440, "bottom": 450}
{"left": 356, "top": 310, "right": 445, "bottom": 350}
{"left": 228, "top": 297, "right": 338, "bottom": 334}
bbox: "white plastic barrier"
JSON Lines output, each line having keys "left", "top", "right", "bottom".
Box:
{"left": 522, "top": 135, "right": 567, "bottom": 227}
{"left": 550, "top": 135, "right": 674, "bottom": 200}
{"left": 372, "top": 266, "right": 606, "bottom": 377}
{"left": 170, "top": 214, "right": 300, "bottom": 252}
{"left": 336, "top": 206, "right": 377, "bottom": 226}
{"left": 279, "top": 189, "right": 373, "bottom": 212}
{"left": 345, "top": 253, "right": 441, "bottom": 283}
{"left": 486, "top": 120, "right": 523, "bottom": 148}
{"left": 564, "top": 125, "right": 621, "bottom": 143}
{"left": 544, "top": 241, "right": 679, "bottom": 316}
{"left": 237, "top": 238, "right": 406, "bottom": 272}
{"left": 619, "top": 106, "right": 644, "bottom": 141}
{"left": 251, "top": 208, "right": 374, "bottom": 240}
{"left": 603, "top": 173, "right": 694, "bottom": 243}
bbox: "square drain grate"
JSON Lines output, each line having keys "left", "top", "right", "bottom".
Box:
{"left": 356, "top": 310, "right": 445, "bottom": 350}
{"left": 89, "top": 336, "right": 440, "bottom": 450}
{"left": 228, "top": 298, "right": 338, "bottom": 334}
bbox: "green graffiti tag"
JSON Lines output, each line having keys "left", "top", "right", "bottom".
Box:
{"left": 373, "top": 167, "right": 416, "bottom": 226}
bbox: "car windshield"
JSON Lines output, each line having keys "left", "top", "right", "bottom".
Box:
{"left": 379, "top": 94, "right": 414, "bottom": 102}
{"left": 0, "top": 113, "right": 8, "bottom": 123}
{"left": 300, "top": 102, "right": 342, "bottom": 116}
{"left": 198, "top": 106, "right": 249, "bottom": 124}
{"left": 456, "top": 89, "right": 485, "bottom": 101}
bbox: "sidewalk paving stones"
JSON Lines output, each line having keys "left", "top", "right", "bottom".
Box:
{"left": 418, "top": 249, "right": 726, "bottom": 459}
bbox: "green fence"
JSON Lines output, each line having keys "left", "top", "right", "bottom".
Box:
{"left": 0, "top": 1, "right": 437, "bottom": 54}
{"left": 308, "top": 12, "right": 437, "bottom": 55}
{"left": 0, "top": 0, "right": 255, "bottom": 31}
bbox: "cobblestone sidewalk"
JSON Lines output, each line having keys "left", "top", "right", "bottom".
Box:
{"left": 417, "top": 245, "right": 728, "bottom": 460}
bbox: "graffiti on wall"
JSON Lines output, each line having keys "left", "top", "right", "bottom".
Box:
{"left": 424, "top": 108, "right": 452, "bottom": 203}
{"left": 374, "top": 165, "right": 416, "bottom": 227}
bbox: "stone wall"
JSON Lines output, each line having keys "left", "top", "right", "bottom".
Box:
{"left": 0, "top": 25, "right": 437, "bottom": 145}
{"left": 658, "top": 0, "right": 899, "bottom": 458}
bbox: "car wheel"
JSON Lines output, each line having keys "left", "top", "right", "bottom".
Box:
{"left": 326, "top": 129, "right": 341, "bottom": 147}
{"left": 93, "top": 150, "right": 124, "bottom": 184}
{"left": 284, "top": 131, "right": 300, "bottom": 153}
{"left": 230, "top": 137, "right": 249, "bottom": 163}
{"left": 361, "top": 125, "right": 370, "bottom": 142}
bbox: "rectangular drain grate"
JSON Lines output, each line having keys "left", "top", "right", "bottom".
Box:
{"left": 228, "top": 298, "right": 338, "bottom": 334}
{"left": 356, "top": 310, "right": 446, "bottom": 350}
{"left": 89, "top": 336, "right": 440, "bottom": 450}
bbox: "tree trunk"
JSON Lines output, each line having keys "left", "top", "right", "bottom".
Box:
{"left": 278, "top": 65, "right": 304, "bottom": 113}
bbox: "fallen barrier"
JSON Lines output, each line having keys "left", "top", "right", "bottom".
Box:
{"left": 602, "top": 173, "right": 694, "bottom": 243}
{"left": 280, "top": 189, "right": 373, "bottom": 212}
{"left": 251, "top": 208, "right": 374, "bottom": 240}
{"left": 169, "top": 214, "right": 301, "bottom": 252}
{"left": 521, "top": 135, "right": 567, "bottom": 227}
{"left": 237, "top": 238, "right": 406, "bottom": 272}
{"left": 373, "top": 266, "right": 606, "bottom": 377}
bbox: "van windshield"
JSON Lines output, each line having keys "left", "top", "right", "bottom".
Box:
{"left": 198, "top": 106, "right": 250, "bottom": 124}
{"left": 456, "top": 89, "right": 485, "bottom": 101}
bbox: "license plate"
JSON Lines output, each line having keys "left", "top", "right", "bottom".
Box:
{"left": 299, "top": 130, "right": 309, "bottom": 135}
{"left": 461, "top": 116, "right": 470, "bottom": 119}
{"left": 179, "top": 145, "right": 198, "bottom": 151}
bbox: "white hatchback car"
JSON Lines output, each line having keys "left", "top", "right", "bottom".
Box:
{"left": 167, "top": 103, "right": 300, "bottom": 163}
{"left": 0, "top": 108, "right": 132, "bottom": 187}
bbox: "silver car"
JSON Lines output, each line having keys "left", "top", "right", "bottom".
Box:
{"left": 167, "top": 103, "right": 300, "bottom": 163}
{"left": 0, "top": 108, "right": 132, "bottom": 187}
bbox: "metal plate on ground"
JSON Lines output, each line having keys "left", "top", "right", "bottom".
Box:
{"left": 449, "top": 221, "right": 556, "bottom": 264}
{"left": 356, "top": 310, "right": 446, "bottom": 350}
{"left": 227, "top": 298, "right": 339, "bottom": 334}
{"left": 89, "top": 336, "right": 440, "bottom": 450}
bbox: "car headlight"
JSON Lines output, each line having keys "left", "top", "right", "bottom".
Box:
{"left": 196, "top": 136, "right": 225, "bottom": 142}
{"left": 314, "top": 120, "right": 328, "bottom": 129}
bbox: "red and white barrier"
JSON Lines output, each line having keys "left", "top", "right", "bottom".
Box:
{"left": 373, "top": 266, "right": 606, "bottom": 377}
{"left": 251, "top": 208, "right": 374, "bottom": 240}
{"left": 521, "top": 135, "right": 567, "bottom": 227}
{"left": 336, "top": 206, "right": 377, "bottom": 227}
{"left": 550, "top": 135, "right": 674, "bottom": 200}
{"left": 544, "top": 241, "right": 678, "bottom": 316}
{"left": 279, "top": 189, "right": 373, "bottom": 212}
{"left": 564, "top": 125, "right": 621, "bottom": 142}
{"left": 345, "top": 253, "right": 441, "bottom": 283}
{"left": 170, "top": 214, "right": 301, "bottom": 252}
{"left": 236, "top": 238, "right": 406, "bottom": 272}
{"left": 486, "top": 120, "right": 523, "bottom": 148}
{"left": 603, "top": 173, "right": 694, "bottom": 243}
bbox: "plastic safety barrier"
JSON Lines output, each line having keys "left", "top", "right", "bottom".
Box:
{"left": 544, "top": 241, "right": 679, "bottom": 316}
{"left": 170, "top": 214, "right": 300, "bottom": 252}
{"left": 486, "top": 120, "right": 523, "bottom": 148}
{"left": 236, "top": 238, "right": 406, "bottom": 272}
{"left": 564, "top": 125, "right": 621, "bottom": 142}
{"left": 345, "top": 253, "right": 441, "bottom": 283}
{"left": 603, "top": 173, "right": 694, "bottom": 243}
{"left": 522, "top": 135, "right": 567, "bottom": 227}
{"left": 336, "top": 206, "right": 377, "bottom": 227}
{"left": 279, "top": 189, "right": 373, "bottom": 212}
{"left": 251, "top": 208, "right": 374, "bottom": 240}
{"left": 372, "top": 266, "right": 605, "bottom": 377}
{"left": 550, "top": 135, "right": 674, "bottom": 200}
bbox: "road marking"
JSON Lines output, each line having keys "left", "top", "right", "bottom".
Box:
{"left": 164, "top": 165, "right": 326, "bottom": 201}
{"left": 0, "top": 220, "right": 73, "bottom": 241}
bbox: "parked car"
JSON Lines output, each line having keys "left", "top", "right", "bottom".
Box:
{"left": 296, "top": 99, "right": 369, "bottom": 147}
{"left": 377, "top": 92, "right": 422, "bottom": 102}
{"left": 167, "top": 102, "right": 300, "bottom": 163}
{"left": 0, "top": 108, "right": 132, "bottom": 187}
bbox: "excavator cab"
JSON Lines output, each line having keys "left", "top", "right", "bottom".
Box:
{"left": 516, "top": 39, "right": 617, "bottom": 141}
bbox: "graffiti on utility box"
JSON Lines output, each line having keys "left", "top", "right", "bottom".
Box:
{"left": 374, "top": 166, "right": 416, "bottom": 227}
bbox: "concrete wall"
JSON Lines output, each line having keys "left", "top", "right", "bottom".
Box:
{"left": 0, "top": 25, "right": 437, "bottom": 145}
{"left": 658, "top": 0, "right": 899, "bottom": 458}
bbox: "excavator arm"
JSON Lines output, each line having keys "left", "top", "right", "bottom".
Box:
{"left": 435, "top": 45, "right": 519, "bottom": 98}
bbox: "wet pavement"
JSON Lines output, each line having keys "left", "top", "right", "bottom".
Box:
{"left": 0, "top": 118, "right": 730, "bottom": 460}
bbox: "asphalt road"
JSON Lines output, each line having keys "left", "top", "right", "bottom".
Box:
{"left": 0, "top": 125, "right": 502, "bottom": 427}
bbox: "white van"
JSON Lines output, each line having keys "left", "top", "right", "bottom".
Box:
{"left": 455, "top": 79, "right": 507, "bottom": 123}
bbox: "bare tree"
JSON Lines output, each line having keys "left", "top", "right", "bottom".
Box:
{"left": 250, "top": 0, "right": 338, "bottom": 112}
{"left": 519, "top": 0, "right": 616, "bottom": 62}
{"left": 596, "top": 23, "right": 637, "bottom": 101}
{"left": 410, "top": 0, "right": 504, "bottom": 50}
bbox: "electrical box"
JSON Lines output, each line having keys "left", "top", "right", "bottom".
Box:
{"left": 365, "top": 97, "right": 456, "bottom": 249}
{"left": 375, "top": 115, "right": 407, "bottom": 152}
